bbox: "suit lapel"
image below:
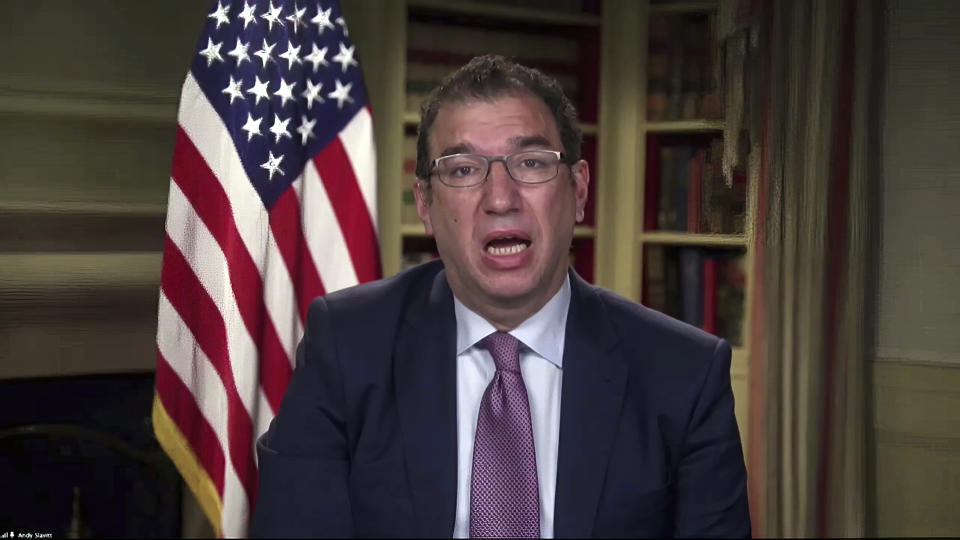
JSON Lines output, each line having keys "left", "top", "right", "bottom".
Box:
{"left": 393, "top": 269, "right": 459, "bottom": 537}
{"left": 554, "top": 271, "right": 627, "bottom": 538}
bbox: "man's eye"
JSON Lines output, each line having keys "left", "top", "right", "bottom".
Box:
{"left": 520, "top": 159, "right": 545, "bottom": 169}
{"left": 450, "top": 166, "right": 477, "bottom": 177}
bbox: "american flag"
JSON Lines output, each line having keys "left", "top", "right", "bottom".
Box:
{"left": 151, "top": 0, "right": 380, "bottom": 536}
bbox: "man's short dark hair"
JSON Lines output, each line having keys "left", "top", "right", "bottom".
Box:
{"left": 415, "top": 54, "right": 583, "bottom": 182}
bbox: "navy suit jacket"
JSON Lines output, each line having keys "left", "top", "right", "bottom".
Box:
{"left": 251, "top": 260, "right": 750, "bottom": 538}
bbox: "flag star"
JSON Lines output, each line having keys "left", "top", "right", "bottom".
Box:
{"left": 261, "top": 151, "right": 285, "bottom": 180}
{"left": 207, "top": 1, "right": 231, "bottom": 29}
{"left": 261, "top": 1, "right": 285, "bottom": 32}
{"left": 332, "top": 42, "right": 357, "bottom": 73}
{"left": 221, "top": 75, "right": 245, "bottom": 104}
{"left": 241, "top": 113, "right": 263, "bottom": 142}
{"left": 304, "top": 44, "right": 329, "bottom": 73}
{"left": 269, "top": 114, "right": 293, "bottom": 143}
{"left": 327, "top": 78, "right": 354, "bottom": 109}
{"left": 254, "top": 39, "right": 276, "bottom": 68}
{"left": 301, "top": 79, "right": 325, "bottom": 109}
{"left": 336, "top": 15, "right": 349, "bottom": 36}
{"left": 198, "top": 38, "right": 224, "bottom": 67}
{"left": 227, "top": 38, "right": 251, "bottom": 66}
{"left": 296, "top": 115, "right": 317, "bottom": 145}
{"left": 279, "top": 41, "right": 302, "bottom": 70}
{"left": 273, "top": 78, "right": 297, "bottom": 107}
{"left": 311, "top": 6, "right": 336, "bottom": 35}
{"left": 247, "top": 76, "right": 271, "bottom": 105}
{"left": 238, "top": 1, "right": 258, "bottom": 29}
{"left": 285, "top": 4, "right": 308, "bottom": 33}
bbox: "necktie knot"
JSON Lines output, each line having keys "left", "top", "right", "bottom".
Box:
{"left": 482, "top": 331, "right": 521, "bottom": 372}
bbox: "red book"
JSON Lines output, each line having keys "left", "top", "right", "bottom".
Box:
{"left": 702, "top": 257, "right": 718, "bottom": 334}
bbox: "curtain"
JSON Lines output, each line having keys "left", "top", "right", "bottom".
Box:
{"left": 717, "top": 0, "right": 885, "bottom": 536}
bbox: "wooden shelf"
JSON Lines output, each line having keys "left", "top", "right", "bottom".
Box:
{"left": 640, "top": 231, "right": 748, "bottom": 248}
{"left": 0, "top": 201, "right": 168, "bottom": 217}
{"left": 574, "top": 225, "right": 596, "bottom": 238}
{"left": 649, "top": 1, "right": 719, "bottom": 14}
{"left": 402, "top": 110, "right": 597, "bottom": 136}
{"left": 0, "top": 252, "right": 162, "bottom": 290}
{"left": 401, "top": 223, "right": 428, "bottom": 237}
{"left": 406, "top": 0, "right": 602, "bottom": 26}
{"left": 0, "top": 85, "right": 177, "bottom": 124}
{"left": 400, "top": 224, "right": 596, "bottom": 238}
{"left": 644, "top": 119, "right": 724, "bottom": 133}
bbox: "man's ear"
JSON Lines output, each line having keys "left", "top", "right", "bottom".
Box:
{"left": 571, "top": 160, "right": 590, "bottom": 223}
{"left": 413, "top": 179, "right": 435, "bottom": 235}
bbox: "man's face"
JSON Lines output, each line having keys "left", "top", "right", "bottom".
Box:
{"left": 414, "top": 93, "right": 589, "bottom": 319}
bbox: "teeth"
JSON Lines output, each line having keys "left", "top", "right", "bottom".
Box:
{"left": 487, "top": 242, "right": 528, "bottom": 256}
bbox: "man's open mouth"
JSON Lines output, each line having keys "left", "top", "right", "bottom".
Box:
{"left": 484, "top": 235, "right": 531, "bottom": 256}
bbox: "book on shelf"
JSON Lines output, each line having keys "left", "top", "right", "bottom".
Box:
{"left": 643, "top": 245, "right": 746, "bottom": 346}
{"left": 647, "top": 135, "right": 746, "bottom": 235}
{"left": 657, "top": 145, "right": 675, "bottom": 230}
{"left": 647, "top": 11, "right": 721, "bottom": 122}
{"left": 701, "top": 256, "right": 719, "bottom": 335}
{"left": 488, "top": 0, "right": 594, "bottom": 11}
{"left": 642, "top": 238, "right": 667, "bottom": 310}
{"left": 401, "top": 250, "right": 438, "bottom": 270}
{"left": 679, "top": 247, "right": 703, "bottom": 328}
{"left": 405, "top": 22, "right": 582, "bottom": 113}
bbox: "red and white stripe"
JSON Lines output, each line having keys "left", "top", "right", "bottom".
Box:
{"left": 155, "top": 73, "right": 379, "bottom": 536}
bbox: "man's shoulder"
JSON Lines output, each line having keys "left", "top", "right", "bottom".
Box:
{"left": 586, "top": 282, "right": 724, "bottom": 359}
{"left": 308, "top": 259, "right": 444, "bottom": 320}
{"left": 583, "top": 282, "right": 732, "bottom": 421}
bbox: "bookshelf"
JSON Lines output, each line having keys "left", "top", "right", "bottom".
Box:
{"left": 638, "top": 0, "right": 753, "bottom": 444}
{"left": 645, "top": 119, "right": 724, "bottom": 133}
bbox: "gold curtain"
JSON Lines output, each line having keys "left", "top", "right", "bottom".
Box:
{"left": 718, "top": 0, "right": 885, "bottom": 536}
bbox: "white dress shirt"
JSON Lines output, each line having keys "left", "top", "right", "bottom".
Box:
{"left": 451, "top": 276, "right": 570, "bottom": 539}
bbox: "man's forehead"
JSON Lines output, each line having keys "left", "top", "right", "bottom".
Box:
{"left": 437, "top": 91, "right": 550, "bottom": 119}
{"left": 429, "top": 93, "right": 560, "bottom": 152}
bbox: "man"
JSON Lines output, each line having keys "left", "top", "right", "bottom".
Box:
{"left": 252, "top": 55, "right": 750, "bottom": 538}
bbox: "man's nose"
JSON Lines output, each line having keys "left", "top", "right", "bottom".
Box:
{"left": 482, "top": 160, "right": 521, "bottom": 214}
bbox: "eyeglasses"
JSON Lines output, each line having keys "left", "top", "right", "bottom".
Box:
{"left": 429, "top": 150, "right": 566, "bottom": 188}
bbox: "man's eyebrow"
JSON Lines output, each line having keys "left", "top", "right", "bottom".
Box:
{"left": 507, "top": 135, "right": 553, "bottom": 150}
{"left": 438, "top": 144, "right": 474, "bottom": 157}
{"left": 436, "top": 135, "right": 553, "bottom": 158}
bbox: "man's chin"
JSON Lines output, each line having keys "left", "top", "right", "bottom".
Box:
{"left": 479, "top": 273, "right": 543, "bottom": 306}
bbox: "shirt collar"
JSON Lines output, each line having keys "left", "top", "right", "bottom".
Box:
{"left": 453, "top": 275, "right": 570, "bottom": 368}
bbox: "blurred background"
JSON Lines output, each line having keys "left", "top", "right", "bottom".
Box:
{"left": 0, "top": 0, "right": 957, "bottom": 537}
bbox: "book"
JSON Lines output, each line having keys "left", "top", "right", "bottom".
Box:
{"left": 679, "top": 247, "right": 703, "bottom": 328}
{"left": 664, "top": 246, "right": 682, "bottom": 319}
{"left": 401, "top": 250, "right": 437, "bottom": 270}
{"left": 644, "top": 245, "right": 668, "bottom": 312}
{"left": 672, "top": 145, "right": 694, "bottom": 232}
{"left": 657, "top": 146, "right": 676, "bottom": 230}
{"left": 702, "top": 255, "right": 719, "bottom": 334}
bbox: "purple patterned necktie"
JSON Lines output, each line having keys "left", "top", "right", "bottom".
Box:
{"left": 470, "top": 331, "right": 540, "bottom": 538}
